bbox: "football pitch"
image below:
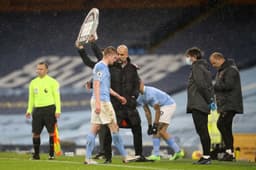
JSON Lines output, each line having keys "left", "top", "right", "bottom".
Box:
{"left": 0, "top": 152, "right": 255, "bottom": 170}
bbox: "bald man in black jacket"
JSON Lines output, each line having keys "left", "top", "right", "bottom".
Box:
{"left": 210, "top": 52, "right": 243, "bottom": 161}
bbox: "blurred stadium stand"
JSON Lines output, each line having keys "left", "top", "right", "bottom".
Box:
{"left": 0, "top": 66, "right": 255, "bottom": 149}
{"left": 0, "top": 0, "right": 255, "bottom": 150}
{"left": 1, "top": 2, "right": 256, "bottom": 109}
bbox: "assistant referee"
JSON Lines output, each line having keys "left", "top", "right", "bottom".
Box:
{"left": 25, "top": 62, "right": 61, "bottom": 160}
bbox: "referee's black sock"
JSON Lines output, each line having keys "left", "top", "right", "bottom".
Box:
{"left": 49, "top": 136, "right": 54, "bottom": 157}
{"left": 33, "top": 137, "right": 40, "bottom": 156}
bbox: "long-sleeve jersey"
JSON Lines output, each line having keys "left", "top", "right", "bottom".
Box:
{"left": 26, "top": 75, "right": 61, "bottom": 114}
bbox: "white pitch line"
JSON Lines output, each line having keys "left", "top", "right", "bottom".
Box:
{"left": 0, "top": 157, "right": 185, "bottom": 170}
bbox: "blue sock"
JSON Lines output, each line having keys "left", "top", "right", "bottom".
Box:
{"left": 152, "top": 138, "right": 160, "bottom": 156}
{"left": 85, "top": 133, "right": 96, "bottom": 159}
{"left": 112, "top": 132, "right": 127, "bottom": 157}
{"left": 166, "top": 138, "right": 180, "bottom": 153}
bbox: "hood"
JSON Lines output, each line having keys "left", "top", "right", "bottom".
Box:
{"left": 193, "top": 59, "right": 209, "bottom": 68}
{"left": 220, "top": 58, "right": 236, "bottom": 70}
{"left": 127, "top": 57, "right": 131, "bottom": 63}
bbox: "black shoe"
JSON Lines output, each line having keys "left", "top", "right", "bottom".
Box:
{"left": 219, "top": 153, "right": 234, "bottom": 161}
{"left": 48, "top": 156, "right": 55, "bottom": 160}
{"left": 31, "top": 154, "right": 40, "bottom": 160}
{"left": 135, "top": 155, "right": 155, "bottom": 162}
{"left": 103, "top": 159, "right": 112, "bottom": 164}
{"left": 193, "top": 157, "right": 211, "bottom": 165}
{"left": 93, "top": 153, "right": 105, "bottom": 159}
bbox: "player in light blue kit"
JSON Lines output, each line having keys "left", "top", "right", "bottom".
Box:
{"left": 85, "top": 46, "right": 134, "bottom": 164}
{"left": 137, "top": 81, "right": 184, "bottom": 161}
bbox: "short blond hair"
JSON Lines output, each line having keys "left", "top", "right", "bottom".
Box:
{"left": 103, "top": 46, "right": 117, "bottom": 56}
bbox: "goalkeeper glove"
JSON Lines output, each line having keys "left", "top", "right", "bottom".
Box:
{"left": 152, "top": 123, "right": 158, "bottom": 135}
{"left": 147, "top": 125, "right": 153, "bottom": 135}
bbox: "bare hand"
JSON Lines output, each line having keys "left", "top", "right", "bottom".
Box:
{"left": 84, "top": 81, "right": 92, "bottom": 91}
{"left": 95, "top": 102, "right": 101, "bottom": 114}
{"left": 55, "top": 113, "right": 60, "bottom": 119}
{"left": 25, "top": 113, "right": 31, "bottom": 119}
{"left": 119, "top": 96, "right": 127, "bottom": 105}
{"left": 88, "top": 35, "right": 95, "bottom": 43}
{"left": 75, "top": 39, "right": 84, "bottom": 49}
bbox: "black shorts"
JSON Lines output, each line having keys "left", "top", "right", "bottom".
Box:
{"left": 32, "top": 105, "right": 56, "bottom": 134}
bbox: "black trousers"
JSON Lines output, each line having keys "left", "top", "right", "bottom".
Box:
{"left": 117, "top": 109, "right": 143, "bottom": 156}
{"left": 130, "top": 125, "right": 143, "bottom": 156}
{"left": 98, "top": 124, "right": 143, "bottom": 158}
{"left": 98, "top": 109, "right": 143, "bottom": 158}
{"left": 192, "top": 110, "right": 211, "bottom": 156}
{"left": 98, "top": 124, "right": 112, "bottom": 160}
{"left": 217, "top": 112, "right": 235, "bottom": 152}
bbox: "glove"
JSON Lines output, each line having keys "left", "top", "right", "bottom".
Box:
{"left": 147, "top": 125, "right": 153, "bottom": 135}
{"left": 152, "top": 123, "right": 158, "bottom": 135}
{"left": 209, "top": 102, "right": 217, "bottom": 111}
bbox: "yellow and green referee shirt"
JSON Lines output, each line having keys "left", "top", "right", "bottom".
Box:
{"left": 26, "top": 75, "right": 61, "bottom": 114}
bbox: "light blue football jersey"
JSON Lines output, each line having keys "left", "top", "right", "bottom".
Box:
{"left": 92, "top": 61, "right": 110, "bottom": 102}
{"left": 137, "top": 86, "right": 175, "bottom": 107}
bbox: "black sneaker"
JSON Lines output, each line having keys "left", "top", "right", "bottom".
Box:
{"left": 219, "top": 153, "right": 234, "bottom": 161}
{"left": 93, "top": 153, "right": 105, "bottom": 159}
{"left": 135, "top": 155, "right": 155, "bottom": 162}
{"left": 193, "top": 157, "right": 211, "bottom": 165}
{"left": 31, "top": 154, "right": 40, "bottom": 160}
{"left": 103, "top": 159, "right": 112, "bottom": 164}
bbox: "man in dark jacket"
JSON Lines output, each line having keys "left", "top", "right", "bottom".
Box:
{"left": 111, "top": 44, "right": 146, "bottom": 161}
{"left": 209, "top": 52, "right": 243, "bottom": 161}
{"left": 185, "top": 47, "right": 214, "bottom": 165}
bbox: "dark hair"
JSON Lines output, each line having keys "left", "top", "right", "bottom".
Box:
{"left": 38, "top": 62, "right": 49, "bottom": 69}
{"left": 103, "top": 46, "right": 117, "bottom": 56}
{"left": 185, "top": 47, "right": 203, "bottom": 59}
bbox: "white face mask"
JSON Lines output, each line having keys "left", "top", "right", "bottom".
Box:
{"left": 185, "top": 57, "right": 192, "bottom": 65}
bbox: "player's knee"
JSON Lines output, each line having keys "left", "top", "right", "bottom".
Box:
{"left": 159, "top": 128, "right": 167, "bottom": 136}
{"left": 108, "top": 122, "right": 118, "bottom": 133}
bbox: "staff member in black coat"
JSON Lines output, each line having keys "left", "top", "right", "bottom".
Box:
{"left": 209, "top": 52, "right": 243, "bottom": 161}
{"left": 185, "top": 47, "right": 214, "bottom": 165}
{"left": 112, "top": 44, "right": 146, "bottom": 161}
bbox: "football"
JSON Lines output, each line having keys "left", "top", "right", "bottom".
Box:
{"left": 192, "top": 150, "right": 202, "bottom": 160}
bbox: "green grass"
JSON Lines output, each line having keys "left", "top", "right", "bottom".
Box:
{"left": 0, "top": 152, "right": 255, "bottom": 170}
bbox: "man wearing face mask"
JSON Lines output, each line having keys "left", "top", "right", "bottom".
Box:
{"left": 209, "top": 52, "right": 243, "bottom": 161}
{"left": 185, "top": 47, "right": 215, "bottom": 165}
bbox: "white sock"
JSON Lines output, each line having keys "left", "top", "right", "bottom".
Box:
{"left": 203, "top": 155, "right": 210, "bottom": 159}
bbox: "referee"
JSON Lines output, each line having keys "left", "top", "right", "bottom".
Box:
{"left": 25, "top": 62, "right": 61, "bottom": 160}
